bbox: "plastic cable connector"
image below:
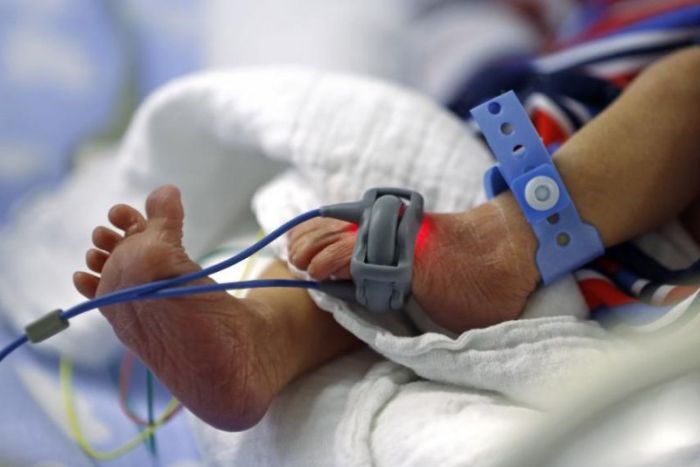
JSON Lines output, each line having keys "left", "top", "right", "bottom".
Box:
{"left": 320, "top": 200, "right": 366, "bottom": 223}
{"left": 25, "top": 309, "right": 69, "bottom": 343}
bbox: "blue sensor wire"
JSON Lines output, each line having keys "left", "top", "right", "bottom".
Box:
{"left": 61, "top": 280, "right": 319, "bottom": 321}
{"left": 64, "top": 208, "right": 322, "bottom": 319}
{"left": 64, "top": 280, "right": 319, "bottom": 319}
{"left": 0, "top": 209, "right": 322, "bottom": 364}
{"left": 0, "top": 335, "right": 29, "bottom": 363}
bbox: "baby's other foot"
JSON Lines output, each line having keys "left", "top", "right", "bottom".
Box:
{"left": 287, "top": 217, "right": 356, "bottom": 280}
{"left": 287, "top": 195, "right": 539, "bottom": 333}
{"left": 74, "top": 186, "right": 295, "bottom": 431}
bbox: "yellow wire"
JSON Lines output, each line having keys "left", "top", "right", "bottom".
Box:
{"left": 60, "top": 357, "right": 180, "bottom": 461}
{"left": 59, "top": 229, "right": 266, "bottom": 461}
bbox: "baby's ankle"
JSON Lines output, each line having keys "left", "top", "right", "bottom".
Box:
{"left": 489, "top": 193, "right": 540, "bottom": 286}
{"left": 411, "top": 194, "right": 539, "bottom": 333}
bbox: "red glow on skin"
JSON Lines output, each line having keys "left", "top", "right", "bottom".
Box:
{"left": 348, "top": 223, "right": 358, "bottom": 233}
{"left": 415, "top": 216, "right": 434, "bottom": 256}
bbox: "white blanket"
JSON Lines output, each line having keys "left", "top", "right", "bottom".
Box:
{"left": 2, "top": 67, "right": 698, "bottom": 466}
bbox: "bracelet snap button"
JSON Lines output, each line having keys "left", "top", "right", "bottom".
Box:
{"left": 524, "top": 176, "right": 560, "bottom": 211}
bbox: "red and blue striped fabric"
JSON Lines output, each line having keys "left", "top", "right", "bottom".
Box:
{"left": 448, "top": 0, "right": 700, "bottom": 331}
{"left": 530, "top": 0, "right": 700, "bottom": 147}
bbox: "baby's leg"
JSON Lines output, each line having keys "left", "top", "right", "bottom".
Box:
{"left": 289, "top": 195, "right": 541, "bottom": 333}
{"left": 74, "top": 186, "right": 360, "bottom": 431}
{"left": 290, "top": 49, "right": 700, "bottom": 333}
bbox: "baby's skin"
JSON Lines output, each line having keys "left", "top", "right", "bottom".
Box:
{"left": 287, "top": 198, "right": 539, "bottom": 331}
{"left": 73, "top": 184, "right": 538, "bottom": 430}
{"left": 74, "top": 48, "right": 700, "bottom": 432}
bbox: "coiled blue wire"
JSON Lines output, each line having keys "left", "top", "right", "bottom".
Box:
{"left": 0, "top": 209, "right": 322, "bottom": 364}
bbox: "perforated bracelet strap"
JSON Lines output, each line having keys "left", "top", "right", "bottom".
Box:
{"left": 470, "top": 91, "right": 604, "bottom": 284}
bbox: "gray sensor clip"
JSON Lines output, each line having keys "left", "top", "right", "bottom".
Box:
{"left": 319, "top": 188, "right": 424, "bottom": 313}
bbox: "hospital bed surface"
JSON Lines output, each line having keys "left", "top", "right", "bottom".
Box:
{"left": 0, "top": 318, "right": 202, "bottom": 466}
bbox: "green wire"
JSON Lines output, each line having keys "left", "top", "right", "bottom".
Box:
{"left": 146, "top": 369, "right": 157, "bottom": 455}
{"left": 60, "top": 357, "right": 181, "bottom": 461}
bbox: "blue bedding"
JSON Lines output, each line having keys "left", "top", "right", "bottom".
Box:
{"left": 0, "top": 4, "right": 204, "bottom": 462}
{"left": 0, "top": 320, "right": 201, "bottom": 466}
{"left": 0, "top": 0, "right": 201, "bottom": 223}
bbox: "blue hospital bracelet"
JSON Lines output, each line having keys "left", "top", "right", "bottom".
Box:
{"left": 470, "top": 91, "right": 604, "bottom": 284}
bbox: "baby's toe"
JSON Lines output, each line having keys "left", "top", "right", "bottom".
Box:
{"left": 86, "top": 248, "right": 109, "bottom": 273}
{"left": 92, "top": 226, "right": 122, "bottom": 252}
{"left": 73, "top": 271, "right": 99, "bottom": 299}
{"left": 145, "top": 185, "right": 184, "bottom": 222}
{"left": 286, "top": 217, "right": 330, "bottom": 244}
{"left": 307, "top": 235, "right": 355, "bottom": 280}
{"left": 109, "top": 204, "right": 146, "bottom": 235}
{"left": 288, "top": 219, "right": 355, "bottom": 270}
{"left": 289, "top": 235, "right": 332, "bottom": 270}
{"left": 144, "top": 186, "right": 186, "bottom": 245}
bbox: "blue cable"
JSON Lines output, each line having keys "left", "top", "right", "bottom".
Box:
{"left": 149, "top": 280, "right": 319, "bottom": 299}
{"left": 66, "top": 280, "right": 319, "bottom": 318}
{"left": 0, "top": 209, "right": 322, "bottom": 364}
{"left": 0, "top": 280, "right": 319, "bottom": 365}
{"left": 0, "top": 335, "right": 29, "bottom": 363}
{"left": 64, "top": 208, "right": 322, "bottom": 319}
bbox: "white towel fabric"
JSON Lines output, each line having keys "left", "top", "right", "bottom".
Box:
{"left": 1, "top": 67, "right": 697, "bottom": 465}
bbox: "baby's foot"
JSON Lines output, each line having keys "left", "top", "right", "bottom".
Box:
{"left": 74, "top": 186, "right": 294, "bottom": 431}
{"left": 288, "top": 195, "right": 540, "bottom": 332}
